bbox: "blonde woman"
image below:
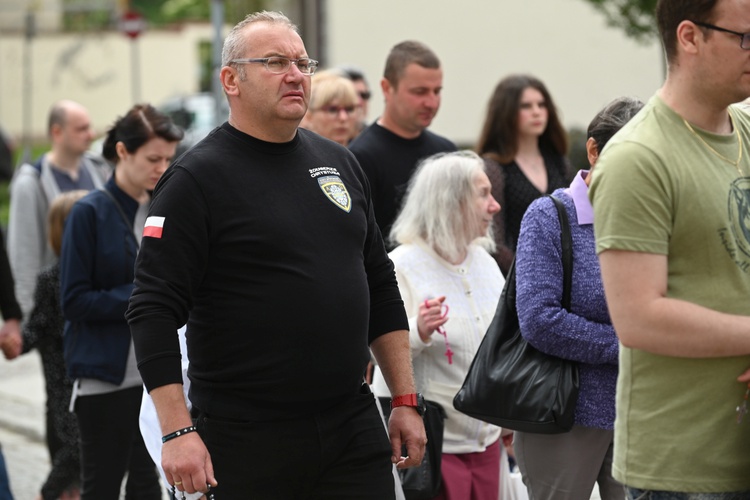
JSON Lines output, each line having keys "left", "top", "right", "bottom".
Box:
{"left": 301, "top": 69, "right": 359, "bottom": 145}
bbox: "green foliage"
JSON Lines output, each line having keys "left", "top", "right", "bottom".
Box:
{"left": 0, "top": 143, "right": 50, "bottom": 228}
{"left": 63, "top": 9, "right": 113, "bottom": 32}
{"left": 130, "top": 0, "right": 269, "bottom": 27}
{"left": 58, "top": 0, "right": 270, "bottom": 32}
{"left": 583, "top": 0, "right": 659, "bottom": 43}
{"left": 133, "top": 0, "right": 209, "bottom": 25}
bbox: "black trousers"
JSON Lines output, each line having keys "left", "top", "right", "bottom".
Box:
{"left": 195, "top": 387, "right": 395, "bottom": 499}
{"left": 75, "top": 385, "right": 162, "bottom": 500}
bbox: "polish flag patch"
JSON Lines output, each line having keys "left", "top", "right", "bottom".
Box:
{"left": 143, "top": 216, "right": 165, "bottom": 239}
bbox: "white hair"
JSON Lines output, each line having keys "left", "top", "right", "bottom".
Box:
{"left": 390, "top": 150, "right": 496, "bottom": 263}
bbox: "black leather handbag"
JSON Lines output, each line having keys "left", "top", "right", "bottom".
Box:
{"left": 453, "top": 195, "right": 579, "bottom": 434}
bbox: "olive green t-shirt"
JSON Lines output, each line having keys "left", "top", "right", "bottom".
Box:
{"left": 590, "top": 95, "right": 750, "bottom": 492}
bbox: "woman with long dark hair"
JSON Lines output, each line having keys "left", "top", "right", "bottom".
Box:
{"left": 476, "top": 74, "right": 569, "bottom": 276}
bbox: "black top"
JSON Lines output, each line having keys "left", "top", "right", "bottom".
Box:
{"left": 485, "top": 153, "right": 569, "bottom": 275}
{"left": 22, "top": 264, "right": 80, "bottom": 499}
{"left": 349, "top": 122, "right": 456, "bottom": 244}
{"left": 127, "top": 124, "right": 408, "bottom": 420}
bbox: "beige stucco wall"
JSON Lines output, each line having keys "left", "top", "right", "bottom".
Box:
{"left": 0, "top": 0, "right": 63, "bottom": 33}
{"left": 324, "top": 0, "right": 664, "bottom": 146}
{"left": 0, "top": 23, "right": 215, "bottom": 140}
{"left": 1, "top": 0, "right": 665, "bottom": 147}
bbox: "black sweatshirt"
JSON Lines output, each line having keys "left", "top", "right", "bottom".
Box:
{"left": 348, "top": 122, "right": 456, "bottom": 243}
{"left": 127, "top": 124, "right": 407, "bottom": 420}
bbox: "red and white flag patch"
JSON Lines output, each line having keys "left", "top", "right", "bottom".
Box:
{"left": 143, "top": 216, "right": 165, "bottom": 239}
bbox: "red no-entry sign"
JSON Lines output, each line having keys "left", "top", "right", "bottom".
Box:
{"left": 120, "top": 11, "right": 145, "bottom": 39}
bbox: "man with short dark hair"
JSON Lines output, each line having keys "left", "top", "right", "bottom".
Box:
{"left": 7, "top": 100, "right": 108, "bottom": 318}
{"left": 590, "top": 0, "right": 750, "bottom": 496}
{"left": 349, "top": 41, "right": 456, "bottom": 243}
{"left": 127, "top": 11, "right": 425, "bottom": 499}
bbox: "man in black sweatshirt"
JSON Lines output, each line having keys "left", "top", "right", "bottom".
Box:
{"left": 126, "top": 10, "right": 425, "bottom": 499}
{"left": 349, "top": 40, "right": 456, "bottom": 247}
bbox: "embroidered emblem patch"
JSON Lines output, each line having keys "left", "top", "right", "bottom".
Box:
{"left": 318, "top": 175, "right": 351, "bottom": 212}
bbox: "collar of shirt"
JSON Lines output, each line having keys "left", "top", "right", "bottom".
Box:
{"left": 563, "top": 169, "right": 593, "bottom": 225}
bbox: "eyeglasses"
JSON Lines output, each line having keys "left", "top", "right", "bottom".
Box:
{"left": 358, "top": 91, "right": 371, "bottom": 101}
{"left": 316, "top": 105, "right": 356, "bottom": 117}
{"left": 230, "top": 56, "right": 319, "bottom": 75}
{"left": 693, "top": 21, "right": 750, "bottom": 50}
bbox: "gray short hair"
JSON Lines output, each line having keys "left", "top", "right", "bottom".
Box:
{"left": 221, "top": 11, "right": 299, "bottom": 79}
{"left": 390, "top": 150, "right": 495, "bottom": 262}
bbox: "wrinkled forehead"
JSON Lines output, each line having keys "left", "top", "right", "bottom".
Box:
{"left": 243, "top": 22, "right": 307, "bottom": 58}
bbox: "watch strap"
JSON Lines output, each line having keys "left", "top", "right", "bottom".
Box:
{"left": 391, "top": 393, "right": 419, "bottom": 409}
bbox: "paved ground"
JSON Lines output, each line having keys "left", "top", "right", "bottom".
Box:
{"left": 1, "top": 423, "right": 49, "bottom": 499}
{"left": 0, "top": 352, "right": 172, "bottom": 499}
{"left": 0, "top": 351, "right": 50, "bottom": 499}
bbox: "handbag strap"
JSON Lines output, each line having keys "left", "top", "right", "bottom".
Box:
{"left": 547, "top": 195, "right": 573, "bottom": 311}
{"left": 100, "top": 188, "right": 140, "bottom": 250}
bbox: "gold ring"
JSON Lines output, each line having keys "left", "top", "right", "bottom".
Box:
{"left": 174, "top": 481, "right": 182, "bottom": 486}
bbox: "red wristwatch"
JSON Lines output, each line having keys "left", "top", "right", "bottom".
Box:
{"left": 391, "top": 393, "right": 426, "bottom": 416}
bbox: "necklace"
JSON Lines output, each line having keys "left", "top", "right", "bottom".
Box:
{"left": 683, "top": 112, "right": 743, "bottom": 175}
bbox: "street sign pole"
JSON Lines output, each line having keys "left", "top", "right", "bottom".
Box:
{"left": 130, "top": 39, "right": 141, "bottom": 103}
{"left": 211, "top": 0, "right": 224, "bottom": 128}
{"left": 119, "top": 11, "right": 145, "bottom": 104}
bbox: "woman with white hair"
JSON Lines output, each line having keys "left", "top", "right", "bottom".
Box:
{"left": 373, "top": 150, "right": 504, "bottom": 500}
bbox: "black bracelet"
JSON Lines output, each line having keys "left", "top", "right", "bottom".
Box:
{"left": 162, "top": 426, "right": 197, "bottom": 444}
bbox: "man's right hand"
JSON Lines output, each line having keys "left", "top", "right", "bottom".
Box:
{"left": 163, "top": 431, "right": 218, "bottom": 495}
{"left": 0, "top": 321, "right": 22, "bottom": 359}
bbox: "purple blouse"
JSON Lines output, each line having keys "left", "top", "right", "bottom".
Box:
{"left": 515, "top": 170, "right": 618, "bottom": 430}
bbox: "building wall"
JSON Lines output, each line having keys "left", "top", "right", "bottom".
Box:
{"left": 324, "top": 0, "right": 664, "bottom": 146}
{"left": 0, "top": 0, "right": 664, "bottom": 147}
{"left": 0, "top": 0, "right": 63, "bottom": 33}
{"left": 0, "top": 23, "right": 214, "bottom": 140}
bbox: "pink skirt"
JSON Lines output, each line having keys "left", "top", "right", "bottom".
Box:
{"left": 433, "top": 439, "right": 501, "bottom": 500}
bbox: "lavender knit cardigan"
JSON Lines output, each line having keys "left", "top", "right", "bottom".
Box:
{"left": 515, "top": 188, "right": 618, "bottom": 430}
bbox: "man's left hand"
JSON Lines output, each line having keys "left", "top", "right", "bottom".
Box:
{"left": 387, "top": 406, "right": 426, "bottom": 469}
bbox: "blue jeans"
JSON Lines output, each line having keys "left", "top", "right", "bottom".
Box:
{"left": 0, "top": 448, "right": 13, "bottom": 500}
{"left": 628, "top": 488, "right": 750, "bottom": 500}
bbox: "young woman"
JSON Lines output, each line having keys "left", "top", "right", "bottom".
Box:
{"left": 60, "top": 104, "right": 182, "bottom": 500}
{"left": 476, "top": 74, "right": 569, "bottom": 276}
{"left": 373, "top": 151, "right": 505, "bottom": 500}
